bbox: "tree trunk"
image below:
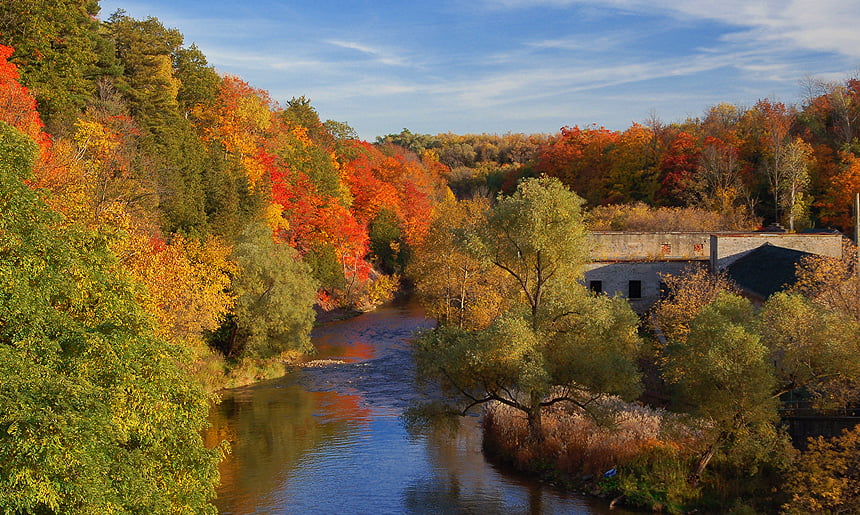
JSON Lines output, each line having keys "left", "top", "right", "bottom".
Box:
{"left": 690, "top": 433, "right": 724, "bottom": 485}
{"left": 227, "top": 322, "right": 240, "bottom": 359}
{"left": 526, "top": 392, "right": 544, "bottom": 443}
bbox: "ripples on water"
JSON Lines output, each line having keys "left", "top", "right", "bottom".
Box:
{"left": 208, "top": 300, "right": 618, "bottom": 514}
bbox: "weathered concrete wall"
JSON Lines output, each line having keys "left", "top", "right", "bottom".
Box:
{"left": 711, "top": 233, "right": 843, "bottom": 270}
{"left": 584, "top": 231, "right": 844, "bottom": 313}
{"left": 583, "top": 261, "right": 704, "bottom": 313}
{"left": 590, "top": 232, "right": 712, "bottom": 261}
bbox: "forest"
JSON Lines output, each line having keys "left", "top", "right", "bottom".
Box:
{"left": 1, "top": 0, "right": 859, "bottom": 513}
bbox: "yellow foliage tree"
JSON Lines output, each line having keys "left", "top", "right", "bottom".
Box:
{"left": 408, "top": 197, "right": 511, "bottom": 330}
{"left": 121, "top": 234, "right": 236, "bottom": 349}
{"left": 784, "top": 425, "right": 860, "bottom": 513}
{"left": 652, "top": 266, "right": 739, "bottom": 345}
{"left": 792, "top": 240, "right": 860, "bottom": 321}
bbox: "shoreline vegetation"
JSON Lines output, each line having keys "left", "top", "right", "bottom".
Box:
{"left": 481, "top": 390, "right": 860, "bottom": 513}
{"left": 482, "top": 397, "right": 702, "bottom": 512}
{"left": 216, "top": 305, "right": 363, "bottom": 390}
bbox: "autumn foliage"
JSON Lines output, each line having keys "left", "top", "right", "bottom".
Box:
{"left": 784, "top": 425, "right": 860, "bottom": 513}
{"left": 6, "top": 4, "right": 860, "bottom": 510}
{"left": 0, "top": 45, "right": 47, "bottom": 146}
{"left": 0, "top": 30, "right": 450, "bottom": 389}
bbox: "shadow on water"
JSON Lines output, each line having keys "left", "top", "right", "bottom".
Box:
{"left": 207, "top": 300, "right": 622, "bottom": 514}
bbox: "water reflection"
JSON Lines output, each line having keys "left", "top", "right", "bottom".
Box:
{"left": 208, "top": 301, "right": 617, "bottom": 514}
{"left": 206, "top": 382, "right": 372, "bottom": 514}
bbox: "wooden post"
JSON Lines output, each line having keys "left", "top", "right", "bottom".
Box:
{"left": 855, "top": 193, "right": 860, "bottom": 280}
{"left": 855, "top": 192, "right": 860, "bottom": 246}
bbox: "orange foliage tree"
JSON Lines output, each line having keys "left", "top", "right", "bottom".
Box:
{"left": 535, "top": 125, "right": 620, "bottom": 205}
{"left": 202, "top": 75, "right": 273, "bottom": 186}
{"left": 656, "top": 131, "right": 699, "bottom": 206}
{"left": 0, "top": 45, "right": 47, "bottom": 146}
{"left": 818, "top": 153, "right": 860, "bottom": 231}
{"left": 342, "top": 140, "right": 444, "bottom": 248}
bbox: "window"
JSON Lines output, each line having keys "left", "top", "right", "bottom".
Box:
{"left": 628, "top": 280, "right": 642, "bottom": 299}
{"left": 589, "top": 280, "right": 603, "bottom": 294}
{"left": 659, "top": 281, "right": 669, "bottom": 299}
{"left": 693, "top": 243, "right": 704, "bottom": 256}
{"left": 660, "top": 243, "right": 671, "bottom": 256}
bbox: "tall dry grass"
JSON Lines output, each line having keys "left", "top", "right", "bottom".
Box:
{"left": 483, "top": 396, "right": 704, "bottom": 477}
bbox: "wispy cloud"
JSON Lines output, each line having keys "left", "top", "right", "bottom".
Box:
{"left": 300, "top": 46, "right": 753, "bottom": 114}
{"left": 204, "top": 48, "right": 332, "bottom": 72}
{"left": 483, "top": 0, "right": 860, "bottom": 59}
{"left": 525, "top": 33, "right": 628, "bottom": 53}
{"left": 325, "top": 40, "right": 411, "bottom": 67}
{"left": 98, "top": 0, "right": 859, "bottom": 138}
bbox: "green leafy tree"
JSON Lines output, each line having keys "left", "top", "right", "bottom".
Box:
{"left": 106, "top": 12, "right": 211, "bottom": 234}
{"left": 369, "top": 208, "right": 406, "bottom": 274}
{"left": 0, "top": 121, "right": 220, "bottom": 513}
{"left": 323, "top": 119, "right": 358, "bottom": 142}
{"left": 174, "top": 43, "right": 220, "bottom": 120}
{"left": 375, "top": 128, "right": 441, "bottom": 156}
{"left": 150, "top": 121, "right": 209, "bottom": 234}
{"left": 759, "top": 291, "right": 860, "bottom": 407}
{"left": 200, "top": 141, "right": 265, "bottom": 240}
{"left": 107, "top": 12, "right": 183, "bottom": 131}
{"left": 416, "top": 177, "right": 643, "bottom": 441}
{"left": 663, "top": 293, "right": 779, "bottom": 483}
{"left": 224, "top": 222, "right": 318, "bottom": 359}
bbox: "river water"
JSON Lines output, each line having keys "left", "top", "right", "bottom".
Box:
{"left": 207, "top": 299, "right": 617, "bottom": 514}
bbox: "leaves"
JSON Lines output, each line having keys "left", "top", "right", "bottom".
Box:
{"left": 784, "top": 425, "right": 860, "bottom": 513}
{"left": 653, "top": 266, "right": 738, "bottom": 345}
{"left": 414, "top": 178, "right": 643, "bottom": 436}
{"left": 0, "top": 45, "right": 47, "bottom": 146}
{"left": 409, "top": 197, "right": 510, "bottom": 329}
{"left": 0, "top": 121, "right": 220, "bottom": 513}
{"left": 228, "top": 222, "right": 317, "bottom": 359}
{"left": 759, "top": 292, "right": 860, "bottom": 404}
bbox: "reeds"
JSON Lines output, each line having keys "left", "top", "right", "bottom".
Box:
{"left": 484, "top": 396, "right": 700, "bottom": 476}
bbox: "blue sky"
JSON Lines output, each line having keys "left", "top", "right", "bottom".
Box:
{"left": 98, "top": 0, "right": 860, "bottom": 140}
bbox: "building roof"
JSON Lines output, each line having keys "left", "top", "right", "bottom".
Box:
{"left": 725, "top": 244, "right": 811, "bottom": 300}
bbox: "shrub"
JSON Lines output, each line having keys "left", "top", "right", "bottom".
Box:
{"left": 783, "top": 424, "right": 860, "bottom": 513}
{"left": 483, "top": 395, "right": 703, "bottom": 496}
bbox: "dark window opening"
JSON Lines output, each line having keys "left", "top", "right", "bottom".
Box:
{"left": 589, "top": 280, "right": 603, "bottom": 294}
{"left": 629, "top": 280, "right": 642, "bottom": 299}
{"left": 659, "top": 281, "right": 669, "bottom": 299}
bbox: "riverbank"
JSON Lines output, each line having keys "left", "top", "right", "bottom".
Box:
{"left": 209, "top": 299, "right": 616, "bottom": 514}
{"left": 313, "top": 304, "right": 363, "bottom": 325}
{"left": 481, "top": 399, "right": 699, "bottom": 512}
{"left": 213, "top": 306, "right": 367, "bottom": 390}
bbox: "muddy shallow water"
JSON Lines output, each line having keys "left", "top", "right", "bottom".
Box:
{"left": 208, "top": 299, "right": 619, "bottom": 514}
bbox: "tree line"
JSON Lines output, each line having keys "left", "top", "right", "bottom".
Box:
{"left": 0, "top": 2, "right": 449, "bottom": 511}
{"left": 382, "top": 83, "right": 860, "bottom": 234}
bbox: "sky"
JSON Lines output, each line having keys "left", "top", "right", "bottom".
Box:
{"left": 97, "top": 0, "right": 860, "bottom": 141}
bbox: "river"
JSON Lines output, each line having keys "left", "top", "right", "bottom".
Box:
{"left": 207, "top": 299, "right": 619, "bottom": 514}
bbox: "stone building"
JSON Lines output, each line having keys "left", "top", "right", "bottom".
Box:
{"left": 583, "top": 231, "right": 844, "bottom": 312}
